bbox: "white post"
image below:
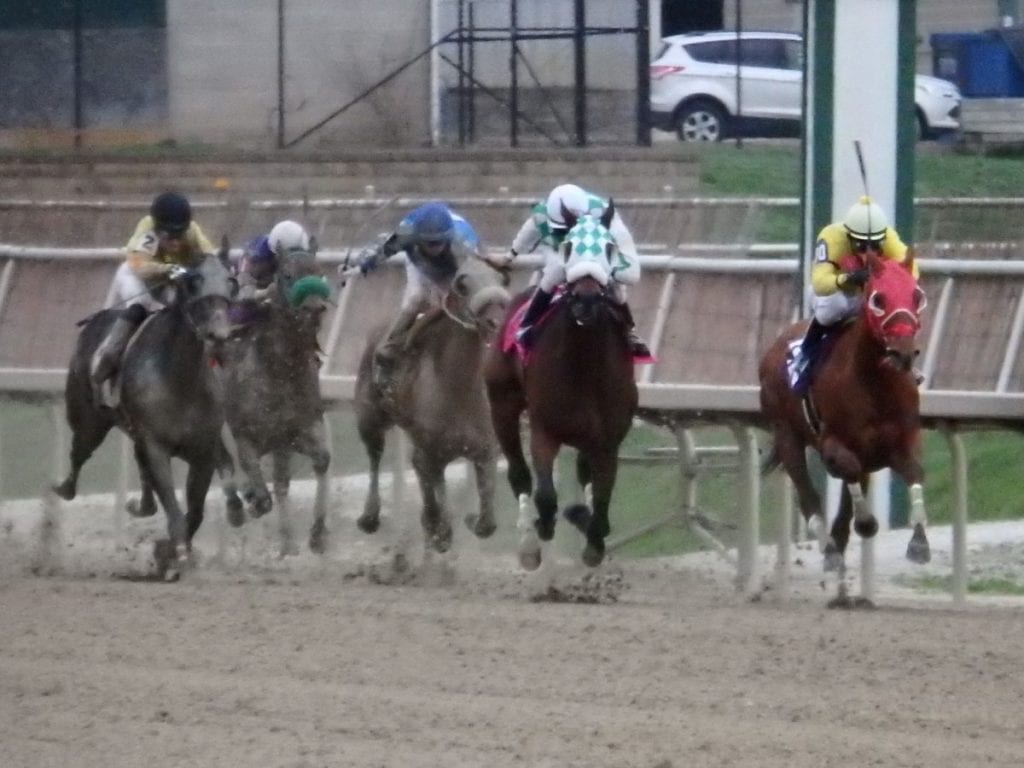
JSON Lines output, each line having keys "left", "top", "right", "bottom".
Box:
{"left": 429, "top": 0, "right": 442, "bottom": 147}
{"left": 943, "top": 426, "right": 969, "bottom": 604}
{"left": 775, "top": 473, "right": 793, "bottom": 601}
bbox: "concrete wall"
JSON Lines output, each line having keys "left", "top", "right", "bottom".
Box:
{"left": 168, "top": 0, "right": 430, "bottom": 149}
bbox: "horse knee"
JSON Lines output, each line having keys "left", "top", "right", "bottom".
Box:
{"left": 312, "top": 452, "right": 330, "bottom": 476}
{"left": 821, "top": 439, "right": 862, "bottom": 480}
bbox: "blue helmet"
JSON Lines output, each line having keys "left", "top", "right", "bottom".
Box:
{"left": 412, "top": 203, "right": 454, "bottom": 244}
{"left": 246, "top": 234, "right": 273, "bottom": 263}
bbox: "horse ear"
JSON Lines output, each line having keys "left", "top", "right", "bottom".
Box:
{"left": 217, "top": 235, "right": 231, "bottom": 268}
{"left": 601, "top": 198, "right": 615, "bottom": 230}
{"left": 453, "top": 272, "right": 470, "bottom": 296}
{"left": 308, "top": 235, "right": 319, "bottom": 257}
{"left": 560, "top": 201, "right": 577, "bottom": 230}
{"left": 867, "top": 251, "right": 885, "bottom": 275}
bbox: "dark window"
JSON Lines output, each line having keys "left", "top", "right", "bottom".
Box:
{"left": 684, "top": 40, "right": 737, "bottom": 65}
{"left": 740, "top": 39, "right": 787, "bottom": 69}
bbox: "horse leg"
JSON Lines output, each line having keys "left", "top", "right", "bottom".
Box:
{"left": 184, "top": 456, "right": 215, "bottom": 546}
{"left": 272, "top": 449, "right": 298, "bottom": 557}
{"left": 356, "top": 411, "right": 387, "bottom": 535}
{"left": 141, "top": 441, "right": 188, "bottom": 581}
{"left": 218, "top": 427, "right": 245, "bottom": 529}
{"left": 772, "top": 423, "right": 824, "bottom": 539}
{"left": 126, "top": 441, "right": 158, "bottom": 518}
{"left": 562, "top": 452, "right": 593, "bottom": 534}
{"left": 529, "top": 428, "right": 560, "bottom": 544}
{"left": 235, "top": 437, "right": 272, "bottom": 518}
{"left": 412, "top": 446, "right": 452, "bottom": 553}
{"left": 52, "top": 408, "right": 114, "bottom": 501}
{"left": 464, "top": 448, "right": 498, "bottom": 539}
{"left": 825, "top": 483, "right": 854, "bottom": 608}
{"left": 891, "top": 452, "right": 930, "bottom": 564}
{"left": 293, "top": 418, "right": 331, "bottom": 554}
{"left": 487, "top": 382, "right": 532, "bottom": 502}
{"left": 581, "top": 450, "right": 617, "bottom": 568}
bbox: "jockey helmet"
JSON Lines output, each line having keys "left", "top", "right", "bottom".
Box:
{"left": 546, "top": 183, "right": 589, "bottom": 230}
{"left": 843, "top": 195, "right": 888, "bottom": 242}
{"left": 150, "top": 191, "right": 191, "bottom": 236}
{"left": 268, "top": 220, "right": 310, "bottom": 255}
{"left": 246, "top": 234, "right": 273, "bottom": 263}
{"left": 412, "top": 203, "right": 454, "bottom": 245}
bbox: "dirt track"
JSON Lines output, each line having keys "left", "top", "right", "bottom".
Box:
{"left": 2, "top": 495, "right": 1024, "bottom": 768}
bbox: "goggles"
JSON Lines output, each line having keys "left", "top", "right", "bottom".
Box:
{"left": 849, "top": 236, "right": 885, "bottom": 254}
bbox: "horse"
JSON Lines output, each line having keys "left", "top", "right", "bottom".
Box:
{"left": 221, "top": 243, "right": 333, "bottom": 556}
{"left": 758, "top": 251, "right": 928, "bottom": 606}
{"left": 55, "top": 246, "right": 238, "bottom": 580}
{"left": 353, "top": 259, "right": 510, "bottom": 555}
{"left": 484, "top": 205, "right": 639, "bottom": 570}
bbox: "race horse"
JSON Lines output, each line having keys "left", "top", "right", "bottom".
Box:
{"left": 353, "top": 259, "right": 510, "bottom": 554}
{"left": 484, "top": 205, "right": 639, "bottom": 570}
{"left": 759, "top": 251, "right": 928, "bottom": 605}
{"left": 54, "top": 246, "right": 238, "bottom": 580}
{"left": 221, "top": 243, "right": 333, "bottom": 556}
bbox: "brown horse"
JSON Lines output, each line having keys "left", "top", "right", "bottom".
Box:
{"left": 759, "top": 251, "right": 928, "bottom": 605}
{"left": 353, "top": 260, "right": 510, "bottom": 555}
{"left": 484, "top": 210, "right": 638, "bottom": 570}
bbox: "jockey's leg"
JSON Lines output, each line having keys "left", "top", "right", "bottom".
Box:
{"left": 608, "top": 284, "right": 651, "bottom": 358}
{"left": 90, "top": 303, "right": 147, "bottom": 404}
{"left": 515, "top": 257, "right": 563, "bottom": 348}
{"left": 374, "top": 267, "right": 426, "bottom": 381}
{"left": 789, "top": 292, "right": 853, "bottom": 389}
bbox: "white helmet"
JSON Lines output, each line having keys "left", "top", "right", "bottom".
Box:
{"left": 545, "top": 183, "right": 589, "bottom": 229}
{"left": 843, "top": 196, "right": 888, "bottom": 241}
{"left": 268, "top": 220, "right": 311, "bottom": 255}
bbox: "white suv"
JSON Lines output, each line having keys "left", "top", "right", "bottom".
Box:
{"left": 650, "top": 31, "right": 962, "bottom": 142}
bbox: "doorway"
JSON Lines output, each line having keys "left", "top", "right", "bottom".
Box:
{"left": 661, "top": 0, "right": 724, "bottom": 37}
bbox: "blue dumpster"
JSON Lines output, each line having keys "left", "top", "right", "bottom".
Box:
{"left": 930, "top": 30, "right": 1024, "bottom": 97}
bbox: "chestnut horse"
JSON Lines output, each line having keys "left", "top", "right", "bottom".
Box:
{"left": 484, "top": 208, "right": 638, "bottom": 570}
{"left": 759, "top": 251, "right": 928, "bottom": 605}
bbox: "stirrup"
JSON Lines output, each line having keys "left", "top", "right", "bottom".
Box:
{"left": 515, "top": 324, "right": 534, "bottom": 348}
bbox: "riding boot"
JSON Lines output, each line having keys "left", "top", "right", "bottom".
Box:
{"left": 373, "top": 306, "right": 420, "bottom": 389}
{"left": 90, "top": 309, "right": 144, "bottom": 406}
{"left": 615, "top": 301, "right": 652, "bottom": 358}
{"left": 788, "top": 318, "right": 829, "bottom": 391}
{"left": 515, "top": 288, "right": 554, "bottom": 348}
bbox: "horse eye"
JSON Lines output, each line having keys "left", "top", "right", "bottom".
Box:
{"left": 913, "top": 286, "right": 927, "bottom": 312}
{"left": 867, "top": 291, "right": 886, "bottom": 316}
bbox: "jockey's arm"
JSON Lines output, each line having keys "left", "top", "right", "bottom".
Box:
{"left": 509, "top": 216, "right": 542, "bottom": 260}
{"left": 190, "top": 221, "right": 215, "bottom": 255}
{"left": 356, "top": 231, "right": 403, "bottom": 274}
{"left": 124, "top": 217, "right": 173, "bottom": 281}
{"left": 608, "top": 214, "right": 641, "bottom": 285}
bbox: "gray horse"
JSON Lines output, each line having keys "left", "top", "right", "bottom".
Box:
{"left": 221, "top": 247, "right": 333, "bottom": 555}
{"left": 354, "top": 260, "right": 510, "bottom": 553}
{"left": 56, "top": 247, "right": 238, "bottom": 579}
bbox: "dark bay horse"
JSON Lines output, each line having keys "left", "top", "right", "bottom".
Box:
{"left": 56, "top": 248, "right": 238, "bottom": 579}
{"left": 759, "top": 251, "right": 928, "bottom": 605}
{"left": 484, "top": 208, "right": 639, "bottom": 570}
{"left": 221, "top": 246, "right": 333, "bottom": 555}
{"left": 353, "top": 260, "right": 510, "bottom": 554}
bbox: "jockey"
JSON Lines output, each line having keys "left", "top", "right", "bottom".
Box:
{"left": 236, "top": 219, "right": 313, "bottom": 301}
{"left": 788, "top": 195, "right": 921, "bottom": 388}
{"left": 491, "top": 183, "right": 651, "bottom": 357}
{"left": 90, "top": 191, "right": 214, "bottom": 401}
{"left": 354, "top": 201, "right": 485, "bottom": 381}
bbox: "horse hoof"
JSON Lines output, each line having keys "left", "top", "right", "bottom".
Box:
{"left": 535, "top": 518, "right": 556, "bottom": 542}
{"left": 906, "top": 540, "right": 931, "bottom": 564}
{"left": 827, "top": 594, "right": 854, "bottom": 610}
{"left": 308, "top": 523, "right": 328, "bottom": 555}
{"left": 225, "top": 497, "right": 245, "bottom": 528}
{"left": 519, "top": 549, "right": 542, "bottom": 571}
{"left": 582, "top": 543, "right": 605, "bottom": 568}
{"left": 854, "top": 516, "right": 879, "bottom": 539}
{"left": 465, "top": 513, "right": 497, "bottom": 539}
{"left": 250, "top": 495, "right": 273, "bottom": 519}
{"left": 126, "top": 497, "right": 157, "bottom": 518}
{"left": 852, "top": 596, "right": 876, "bottom": 610}
{"left": 431, "top": 527, "right": 453, "bottom": 554}
{"left": 562, "top": 504, "right": 591, "bottom": 534}
{"left": 356, "top": 513, "right": 380, "bottom": 535}
{"left": 823, "top": 543, "right": 843, "bottom": 573}
{"left": 52, "top": 480, "right": 75, "bottom": 501}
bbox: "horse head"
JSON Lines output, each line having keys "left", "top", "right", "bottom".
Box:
{"left": 562, "top": 202, "right": 618, "bottom": 327}
{"left": 274, "top": 235, "right": 332, "bottom": 333}
{"left": 446, "top": 259, "right": 511, "bottom": 340}
{"left": 862, "top": 250, "right": 926, "bottom": 374}
{"left": 176, "top": 238, "right": 238, "bottom": 347}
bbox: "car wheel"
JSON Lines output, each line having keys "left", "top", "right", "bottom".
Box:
{"left": 675, "top": 101, "right": 728, "bottom": 142}
{"left": 916, "top": 109, "right": 930, "bottom": 141}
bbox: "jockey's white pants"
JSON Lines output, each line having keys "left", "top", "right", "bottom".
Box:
{"left": 812, "top": 289, "right": 862, "bottom": 326}
{"left": 532, "top": 244, "right": 627, "bottom": 304}
{"left": 110, "top": 261, "right": 165, "bottom": 312}
{"left": 400, "top": 261, "right": 449, "bottom": 311}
